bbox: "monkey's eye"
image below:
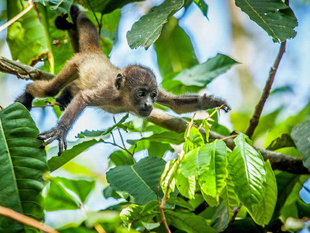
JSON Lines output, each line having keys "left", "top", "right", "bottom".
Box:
{"left": 137, "top": 90, "right": 146, "bottom": 98}
{"left": 150, "top": 92, "right": 157, "bottom": 99}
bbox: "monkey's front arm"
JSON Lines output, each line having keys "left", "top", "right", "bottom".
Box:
{"left": 37, "top": 92, "right": 88, "bottom": 155}
{"left": 156, "top": 88, "right": 231, "bottom": 113}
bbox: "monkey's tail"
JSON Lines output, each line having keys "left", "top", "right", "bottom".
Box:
{"left": 55, "top": 5, "right": 80, "bottom": 53}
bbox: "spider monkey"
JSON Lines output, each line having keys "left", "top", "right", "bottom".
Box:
{"left": 15, "top": 5, "right": 230, "bottom": 155}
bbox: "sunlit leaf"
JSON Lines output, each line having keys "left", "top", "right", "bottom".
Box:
{"left": 7, "top": 0, "right": 48, "bottom": 65}
{"left": 228, "top": 134, "right": 266, "bottom": 208}
{"left": 248, "top": 161, "right": 277, "bottom": 226}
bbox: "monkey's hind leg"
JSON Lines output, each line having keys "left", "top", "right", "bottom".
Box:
{"left": 16, "top": 59, "right": 78, "bottom": 110}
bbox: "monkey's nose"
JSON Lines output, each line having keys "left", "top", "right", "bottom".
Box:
{"left": 144, "top": 102, "right": 152, "bottom": 109}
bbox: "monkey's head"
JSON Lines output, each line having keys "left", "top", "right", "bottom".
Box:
{"left": 116, "top": 65, "right": 157, "bottom": 117}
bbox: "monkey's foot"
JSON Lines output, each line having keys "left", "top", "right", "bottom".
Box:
{"left": 199, "top": 94, "right": 231, "bottom": 113}
{"left": 37, "top": 126, "right": 68, "bottom": 156}
{"left": 15, "top": 92, "right": 34, "bottom": 110}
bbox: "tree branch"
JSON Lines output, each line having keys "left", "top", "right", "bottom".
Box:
{"left": 0, "top": 206, "right": 58, "bottom": 233}
{"left": 0, "top": 56, "right": 55, "bottom": 80}
{"left": 148, "top": 109, "right": 309, "bottom": 175}
{"left": 246, "top": 41, "right": 287, "bottom": 138}
{"left": 0, "top": 57, "right": 308, "bottom": 175}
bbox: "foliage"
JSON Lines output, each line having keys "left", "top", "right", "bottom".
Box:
{"left": 1, "top": 0, "right": 309, "bottom": 233}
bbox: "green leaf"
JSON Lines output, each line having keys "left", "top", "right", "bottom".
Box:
{"left": 48, "top": 139, "right": 100, "bottom": 171}
{"left": 291, "top": 121, "right": 310, "bottom": 170}
{"left": 235, "top": 0, "right": 298, "bottom": 42}
{"left": 154, "top": 17, "right": 198, "bottom": 78}
{"left": 106, "top": 157, "right": 165, "bottom": 204}
{"left": 109, "top": 150, "right": 134, "bottom": 166}
{"left": 228, "top": 134, "right": 266, "bottom": 208}
{"left": 162, "top": 53, "right": 238, "bottom": 94}
{"left": 247, "top": 161, "right": 277, "bottom": 226}
{"left": 160, "top": 159, "right": 177, "bottom": 198}
{"left": 55, "top": 177, "right": 95, "bottom": 203}
{"left": 175, "top": 171, "right": 195, "bottom": 199}
{"left": 7, "top": 0, "right": 48, "bottom": 65}
{"left": 266, "top": 133, "right": 295, "bottom": 151}
{"left": 0, "top": 103, "right": 47, "bottom": 232}
{"left": 33, "top": 0, "right": 73, "bottom": 14}
{"left": 127, "top": 0, "right": 184, "bottom": 49}
{"left": 221, "top": 170, "right": 240, "bottom": 220}
{"left": 166, "top": 211, "right": 217, "bottom": 233}
{"left": 183, "top": 127, "right": 204, "bottom": 152}
{"left": 44, "top": 179, "right": 79, "bottom": 211}
{"left": 120, "top": 202, "right": 159, "bottom": 229}
{"left": 193, "top": 0, "right": 208, "bottom": 17}
{"left": 198, "top": 140, "right": 227, "bottom": 206}
{"left": 179, "top": 148, "right": 199, "bottom": 177}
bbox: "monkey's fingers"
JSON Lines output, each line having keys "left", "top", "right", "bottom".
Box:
{"left": 57, "top": 134, "right": 68, "bottom": 156}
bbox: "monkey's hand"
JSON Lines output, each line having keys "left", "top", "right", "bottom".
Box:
{"left": 199, "top": 94, "right": 231, "bottom": 112}
{"left": 37, "top": 125, "right": 68, "bottom": 156}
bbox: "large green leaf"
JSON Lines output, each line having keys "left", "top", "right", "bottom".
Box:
{"left": 228, "top": 134, "right": 266, "bottom": 208}
{"left": 291, "top": 121, "right": 310, "bottom": 170}
{"left": 0, "top": 103, "right": 47, "bottom": 232}
{"left": 48, "top": 139, "right": 101, "bottom": 172}
{"left": 248, "top": 161, "right": 277, "bottom": 226}
{"left": 162, "top": 53, "right": 238, "bottom": 94}
{"left": 7, "top": 0, "right": 48, "bottom": 65}
{"left": 106, "top": 157, "right": 165, "bottom": 204}
{"left": 44, "top": 177, "right": 95, "bottom": 211}
{"left": 235, "top": 0, "right": 298, "bottom": 42}
{"left": 166, "top": 211, "right": 217, "bottom": 233}
{"left": 127, "top": 131, "right": 184, "bottom": 145}
{"left": 221, "top": 170, "right": 240, "bottom": 220}
{"left": 127, "top": 0, "right": 184, "bottom": 49}
{"left": 154, "top": 17, "right": 198, "bottom": 78}
{"left": 198, "top": 140, "right": 227, "bottom": 206}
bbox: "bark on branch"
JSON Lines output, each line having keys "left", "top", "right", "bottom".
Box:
{"left": 1, "top": 57, "right": 308, "bottom": 175}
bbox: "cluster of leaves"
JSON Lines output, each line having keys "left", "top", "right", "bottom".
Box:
{"left": 1, "top": 0, "right": 309, "bottom": 233}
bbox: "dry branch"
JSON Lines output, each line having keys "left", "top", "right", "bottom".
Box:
{"left": 0, "top": 57, "right": 309, "bottom": 175}
{"left": 0, "top": 206, "right": 58, "bottom": 233}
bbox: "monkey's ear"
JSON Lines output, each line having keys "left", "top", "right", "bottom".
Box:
{"left": 115, "top": 73, "right": 123, "bottom": 90}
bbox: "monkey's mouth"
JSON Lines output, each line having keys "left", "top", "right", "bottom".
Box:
{"left": 138, "top": 108, "right": 152, "bottom": 117}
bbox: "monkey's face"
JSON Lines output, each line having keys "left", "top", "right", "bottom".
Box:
{"left": 131, "top": 86, "right": 157, "bottom": 117}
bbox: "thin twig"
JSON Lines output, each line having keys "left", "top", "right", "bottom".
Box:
{"left": 246, "top": 41, "right": 287, "bottom": 138}
{"left": 0, "top": 0, "right": 34, "bottom": 32}
{"left": 98, "top": 12, "right": 104, "bottom": 37}
{"left": 102, "top": 141, "right": 134, "bottom": 158}
{"left": 0, "top": 206, "right": 58, "bottom": 233}
{"left": 113, "top": 116, "right": 127, "bottom": 150}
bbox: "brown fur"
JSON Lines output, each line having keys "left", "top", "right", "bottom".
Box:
{"left": 16, "top": 4, "right": 229, "bottom": 155}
